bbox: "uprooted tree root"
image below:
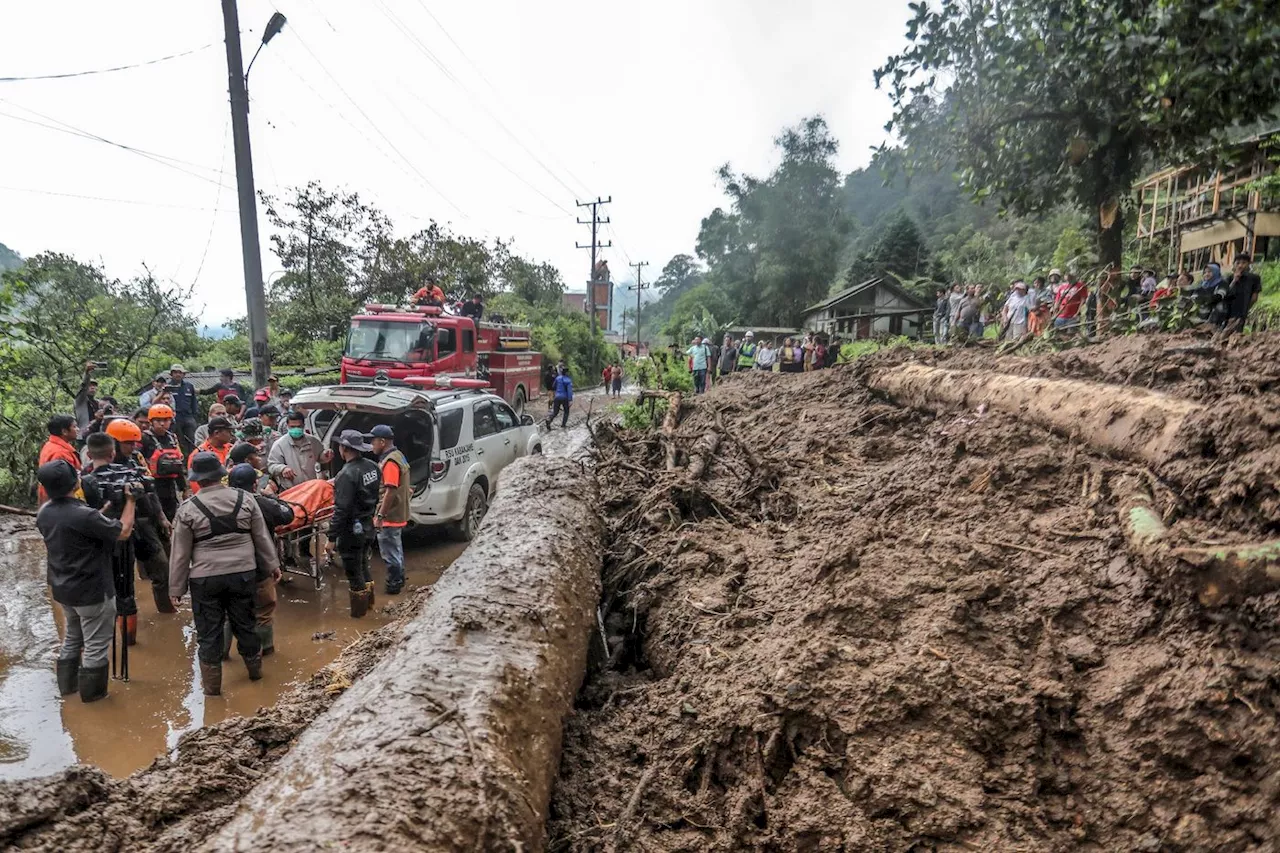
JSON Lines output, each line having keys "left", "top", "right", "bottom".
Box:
{"left": 551, "top": 335, "right": 1280, "bottom": 852}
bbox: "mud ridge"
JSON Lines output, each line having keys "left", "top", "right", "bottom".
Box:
{"left": 549, "top": 333, "right": 1280, "bottom": 852}
{"left": 0, "top": 588, "right": 426, "bottom": 852}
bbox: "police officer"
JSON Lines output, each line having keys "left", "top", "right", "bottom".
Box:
{"left": 326, "top": 430, "right": 381, "bottom": 618}
{"left": 170, "top": 452, "right": 279, "bottom": 696}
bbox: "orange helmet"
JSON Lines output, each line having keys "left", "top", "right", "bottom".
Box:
{"left": 105, "top": 418, "right": 143, "bottom": 442}
{"left": 148, "top": 404, "right": 175, "bottom": 420}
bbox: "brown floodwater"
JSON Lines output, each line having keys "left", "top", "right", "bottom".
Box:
{"left": 0, "top": 533, "right": 466, "bottom": 781}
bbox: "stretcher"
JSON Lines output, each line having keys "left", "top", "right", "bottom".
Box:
{"left": 273, "top": 480, "right": 335, "bottom": 589}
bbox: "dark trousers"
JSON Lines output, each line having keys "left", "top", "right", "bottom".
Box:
{"left": 190, "top": 571, "right": 260, "bottom": 664}
{"left": 111, "top": 540, "right": 137, "bottom": 618}
{"left": 693, "top": 369, "right": 708, "bottom": 393}
{"left": 175, "top": 418, "right": 198, "bottom": 455}
{"left": 154, "top": 479, "right": 181, "bottom": 522}
{"left": 337, "top": 529, "right": 373, "bottom": 590}
{"left": 549, "top": 398, "right": 570, "bottom": 427}
{"left": 134, "top": 518, "right": 170, "bottom": 600}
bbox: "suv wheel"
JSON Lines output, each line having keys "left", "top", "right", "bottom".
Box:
{"left": 513, "top": 388, "right": 526, "bottom": 417}
{"left": 453, "top": 482, "right": 488, "bottom": 541}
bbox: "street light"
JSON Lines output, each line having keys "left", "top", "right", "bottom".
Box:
{"left": 246, "top": 12, "right": 287, "bottom": 81}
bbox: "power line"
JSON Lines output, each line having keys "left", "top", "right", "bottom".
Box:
{"left": 0, "top": 42, "right": 218, "bottom": 83}
{"left": 0, "top": 100, "right": 232, "bottom": 188}
{"left": 0, "top": 184, "right": 235, "bottom": 212}
{"left": 371, "top": 2, "right": 585, "bottom": 204}
{"left": 286, "top": 26, "right": 468, "bottom": 219}
{"left": 190, "top": 121, "right": 232, "bottom": 288}
{"left": 409, "top": 0, "right": 596, "bottom": 198}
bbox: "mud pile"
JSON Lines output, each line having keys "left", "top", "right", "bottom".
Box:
{"left": 549, "top": 334, "right": 1280, "bottom": 851}
{"left": 0, "top": 591, "right": 428, "bottom": 852}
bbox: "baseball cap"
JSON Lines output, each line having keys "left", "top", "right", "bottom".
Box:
{"left": 254, "top": 389, "right": 270, "bottom": 402}
{"left": 370, "top": 424, "right": 395, "bottom": 439}
{"left": 37, "top": 459, "right": 79, "bottom": 499}
{"left": 228, "top": 463, "right": 258, "bottom": 491}
{"left": 207, "top": 416, "right": 234, "bottom": 432}
{"left": 257, "top": 403, "right": 280, "bottom": 417}
{"left": 223, "top": 395, "right": 241, "bottom": 407}
{"left": 229, "top": 442, "right": 260, "bottom": 465}
{"left": 336, "top": 429, "right": 372, "bottom": 452}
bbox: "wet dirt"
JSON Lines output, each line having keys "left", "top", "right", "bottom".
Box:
{"left": 549, "top": 335, "right": 1280, "bottom": 852}
{"left": 0, "top": 532, "right": 465, "bottom": 783}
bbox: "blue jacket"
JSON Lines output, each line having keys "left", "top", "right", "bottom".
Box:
{"left": 553, "top": 374, "right": 574, "bottom": 402}
{"left": 170, "top": 380, "right": 198, "bottom": 419}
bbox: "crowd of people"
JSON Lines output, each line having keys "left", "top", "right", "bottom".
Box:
{"left": 35, "top": 363, "right": 415, "bottom": 704}
{"left": 933, "top": 255, "right": 1265, "bottom": 344}
{"left": 682, "top": 330, "right": 842, "bottom": 393}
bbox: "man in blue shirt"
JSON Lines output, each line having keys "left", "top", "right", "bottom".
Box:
{"left": 546, "top": 366, "right": 574, "bottom": 429}
{"left": 168, "top": 364, "right": 199, "bottom": 453}
{"left": 686, "top": 336, "right": 712, "bottom": 394}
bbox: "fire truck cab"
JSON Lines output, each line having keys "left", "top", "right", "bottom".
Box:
{"left": 340, "top": 304, "right": 543, "bottom": 415}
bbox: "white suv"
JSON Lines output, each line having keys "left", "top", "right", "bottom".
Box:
{"left": 290, "top": 383, "right": 542, "bottom": 539}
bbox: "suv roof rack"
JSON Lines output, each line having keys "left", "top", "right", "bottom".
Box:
{"left": 427, "top": 387, "right": 491, "bottom": 406}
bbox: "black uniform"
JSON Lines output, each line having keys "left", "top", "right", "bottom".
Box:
{"left": 329, "top": 458, "right": 380, "bottom": 590}
{"left": 81, "top": 462, "right": 152, "bottom": 622}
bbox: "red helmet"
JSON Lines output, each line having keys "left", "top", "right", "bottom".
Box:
{"left": 148, "top": 404, "right": 175, "bottom": 420}
{"left": 105, "top": 418, "right": 143, "bottom": 442}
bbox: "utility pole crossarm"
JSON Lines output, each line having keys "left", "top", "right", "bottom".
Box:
{"left": 575, "top": 197, "right": 612, "bottom": 336}
{"left": 628, "top": 261, "right": 649, "bottom": 348}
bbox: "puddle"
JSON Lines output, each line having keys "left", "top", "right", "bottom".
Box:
{"left": 0, "top": 532, "right": 466, "bottom": 781}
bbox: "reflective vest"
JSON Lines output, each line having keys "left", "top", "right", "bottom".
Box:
{"left": 737, "top": 341, "right": 758, "bottom": 367}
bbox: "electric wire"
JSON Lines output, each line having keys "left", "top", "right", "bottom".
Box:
{"left": 0, "top": 184, "right": 235, "bottom": 212}
{"left": 0, "top": 42, "right": 218, "bottom": 83}
{"left": 190, "top": 121, "right": 232, "bottom": 288}
{"left": 286, "top": 26, "right": 468, "bottom": 220}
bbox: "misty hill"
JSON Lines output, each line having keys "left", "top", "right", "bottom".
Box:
{"left": 0, "top": 242, "right": 21, "bottom": 273}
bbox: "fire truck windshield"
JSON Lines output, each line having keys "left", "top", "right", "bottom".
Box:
{"left": 346, "top": 319, "right": 436, "bottom": 364}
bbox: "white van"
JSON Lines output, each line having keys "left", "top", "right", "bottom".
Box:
{"left": 289, "top": 383, "right": 542, "bottom": 539}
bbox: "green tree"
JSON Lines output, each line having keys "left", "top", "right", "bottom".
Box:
{"left": 0, "top": 241, "right": 20, "bottom": 273}
{"left": 653, "top": 253, "right": 703, "bottom": 298}
{"left": 877, "top": 0, "right": 1280, "bottom": 270}
{"left": 696, "top": 116, "right": 848, "bottom": 325}
{"left": 844, "top": 209, "right": 931, "bottom": 292}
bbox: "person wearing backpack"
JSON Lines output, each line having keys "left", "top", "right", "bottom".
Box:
{"left": 142, "top": 404, "right": 188, "bottom": 521}
{"left": 169, "top": 452, "right": 279, "bottom": 696}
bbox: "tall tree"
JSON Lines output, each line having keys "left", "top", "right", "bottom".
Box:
{"left": 697, "top": 116, "right": 848, "bottom": 325}
{"left": 844, "top": 210, "right": 930, "bottom": 289}
{"left": 877, "top": 0, "right": 1280, "bottom": 270}
{"left": 653, "top": 253, "right": 704, "bottom": 298}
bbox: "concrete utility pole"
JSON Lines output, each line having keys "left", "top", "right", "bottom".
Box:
{"left": 575, "top": 197, "right": 612, "bottom": 334}
{"left": 628, "top": 261, "right": 649, "bottom": 348}
{"left": 221, "top": 0, "right": 272, "bottom": 388}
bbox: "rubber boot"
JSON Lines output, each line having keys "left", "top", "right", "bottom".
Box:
{"left": 200, "top": 661, "right": 222, "bottom": 696}
{"left": 349, "top": 586, "right": 369, "bottom": 619}
{"left": 78, "top": 663, "right": 109, "bottom": 703}
{"left": 255, "top": 623, "right": 275, "bottom": 657}
{"left": 244, "top": 653, "right": 264, "bottom": 681}
{"left": 221, "top": 619, "right": 233, "bottom": 660}
{"left": 120, "top": 612, "right": 138, "bottom": 645}
{"left": 366, "top": 581, "right": 376, "bottom": 611}
{"left": 152, "top": 583, "right": 177, "bottom": 614}
{"left": 56, "top": 658, "right": 80, "bottom": 696}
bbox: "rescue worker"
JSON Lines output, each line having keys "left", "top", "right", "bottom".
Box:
{"left": 36, "top": 459, "right": 136, "bottom": 703}
{"left": 326, "top": 430, "right": 380, "bottom": 617}
{"left": 370, "top": 425, "right": 410, "bottom": 595}
{"left": 228, "top": 463, "right": 292, "bottom": 656}
{"left": 188, "top": 416, "right": 236, "bottom": 494}
{"left": 141, "top": 404, "right": 187, "bottom": 522}
{"left": 230, "top": 440, "right": 274, "bottom": 494}
{"left": 460, "top": 293, "right": 484, "bottom": 320}
{"left": 81, "top": 430, "right": 147, "bottom": 650}
{"left": 257, "top": 404, "right": 282, "bottom": 453}
{"left": 266, "top": 411, "right": 329, "bottom": 490}
{"left": 411, "top": 279, "right": 446, "bottom": 307}
{"left": 110, "top": 418, "right": 175, "bottom": 618}
{"left": 38, "top": 415, "right": 81, "bottom": 505}
{"left": 170, "top": 452, "right": 278, "bottom": 695}
{"left": 736, "top": 331, "right": 758, "bottom": 372}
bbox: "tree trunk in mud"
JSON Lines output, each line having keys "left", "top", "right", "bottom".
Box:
{"left": 868, "top": 363, "right": 1204, "bottom": 466}
{"left": 663, "top": 392, "right": 683, "bottom": 470}
{"left": 204, "top": 457, "right": 603, "bottom": 852}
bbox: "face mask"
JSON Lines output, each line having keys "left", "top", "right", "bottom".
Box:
{"left": 288, "top": 427, "right": 305, "bottom": 440}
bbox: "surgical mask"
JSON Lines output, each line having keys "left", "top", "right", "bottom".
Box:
{"left": 288, "top": 426, "right": 305, "bottom": 440}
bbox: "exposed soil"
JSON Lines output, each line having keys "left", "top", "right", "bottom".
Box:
{"left": 0, "top": 589, "right": 429, "bottom": 852}
{"left": 549, "top": 334, "right": 1280, "bottom": 851}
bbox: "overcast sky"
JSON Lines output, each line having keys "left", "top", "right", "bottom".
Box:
{"left": 1, "top": 0, "right": 909, "bottom": 326}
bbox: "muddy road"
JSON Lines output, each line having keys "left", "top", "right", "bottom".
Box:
{"left": 0, "top": 532, "right": 465, "bottom": 782}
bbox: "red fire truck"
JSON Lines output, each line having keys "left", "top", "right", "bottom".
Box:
{"left": 340, "top": 304, "right": 543, "bottom": 415}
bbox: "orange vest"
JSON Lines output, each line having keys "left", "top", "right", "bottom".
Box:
{"left": 188, "top": 441, "right": 233, "bottom": 494}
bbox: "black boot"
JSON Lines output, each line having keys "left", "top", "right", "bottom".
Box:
{"left": 244, "top": 653, "right": 263, "bottom": 681}
{"left": 349, "top": 586, "right": 369, "bottom": 619}
{"left": 152, "top": 583, "right": 176, "bottom": 614}
{"left": 366, "top": 581, "right": 376, "bottom": 611}
{"left": 255, "top": 623, "right": 275, "bottom": 657}
{"left": 56, "top": 658, "right": 79, "bottom": 696}
{"left": 78, "top": 663, "right": 109, "bottom": 703}
{"left": 200, "top": 661, "right": 222, "bottom": 696}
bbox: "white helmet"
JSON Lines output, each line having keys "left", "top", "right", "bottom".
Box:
{"left": 745, "top": 330, "right": 755, "bottom": 338}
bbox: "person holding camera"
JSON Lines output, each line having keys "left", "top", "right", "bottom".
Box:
{"left": 36, "top": 459, "right": 137, "bottom": 702}
{"left": 170, "top": 452, "right": 279, "bottom": 695}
